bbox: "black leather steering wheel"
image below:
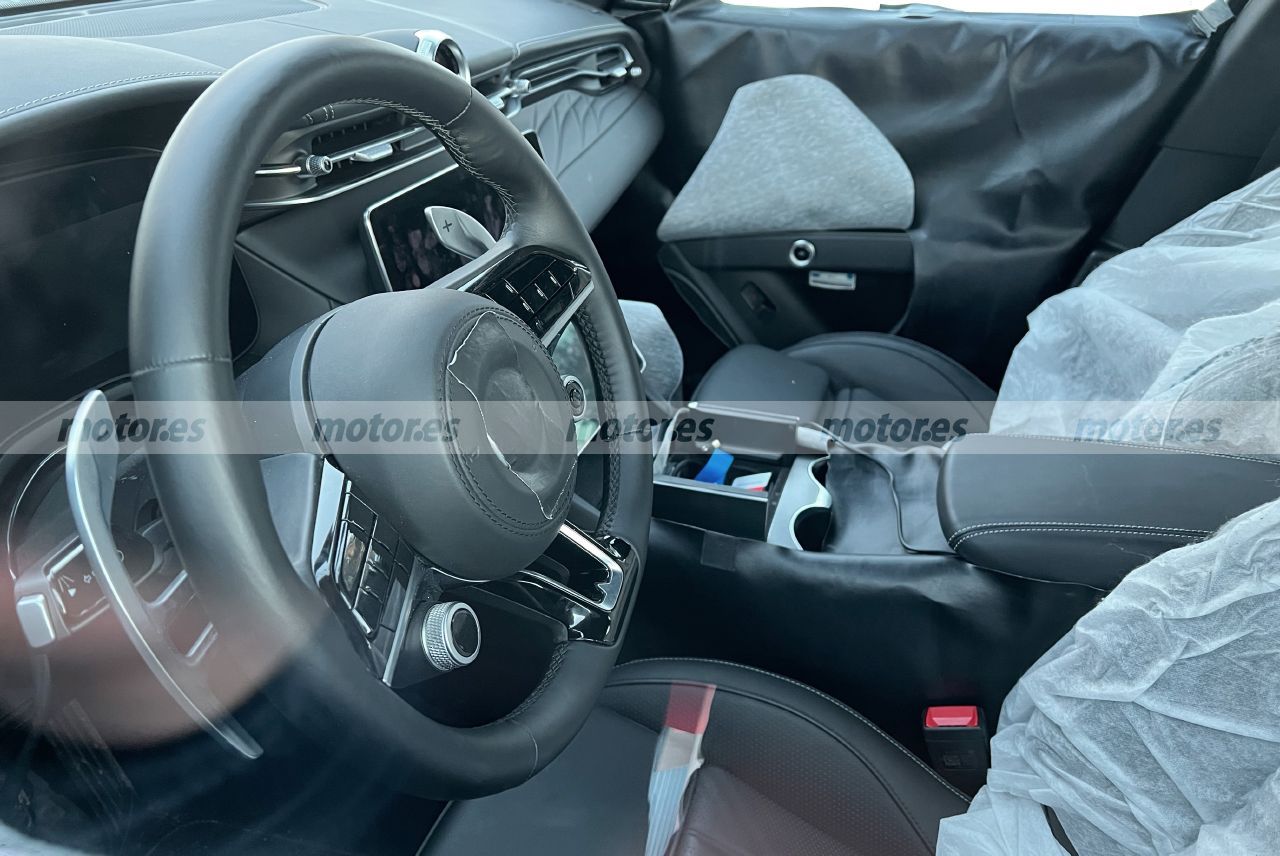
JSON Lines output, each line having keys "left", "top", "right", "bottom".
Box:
{"left": 128, "top": 35, "right": 651, "bottom": 798}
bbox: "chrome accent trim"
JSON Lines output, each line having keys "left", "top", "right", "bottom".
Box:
{"left": 254, "top": 154, "right": 332, "bottom": 179}
{"left": 789, "top": 239, "right": 816, "bottom": 269}
{"left": 489, "top": 43, "right": 638, "bottom": 116}
{"left": 65, "top": 391, "right": 262, "bottom": 760}
{"left": 562, "top": 375, "right": 587, "bottom": 422}
{"left": 7, "top": 446, "right": 66, "bottom": 582}
{"left": 538, "top": 267, "right": 594, "bottom": 348}
{"left": 518, "top": 524, "right": 625, "bottom": 614}
{"left": 425, "top": 205, "right": 497, "bottom": 260}
{"left": 556, "top": 523, "right": 625, "bottom": 611}
{"left": 420, "top": 601, "right": 480, "bottom": 671}
{"left": 349, "top": 141, "right": 395, "bottom": 163}
{"left": 247, "top": 139, "right": 447, "bottom": 209}
{"left": 806, "top": 271, "right": 858, "bottom": 291}
{"left": 16, "top": 594, "right": 56, "bottom": 648}
{"left": 414, "top": 29, "right": 472, "bottom": 86}
{"left": 44, "top": 540, "right": 85, "bottom": 578}
{"left": 255, "top": 164, "right": 302, "bottom": 177}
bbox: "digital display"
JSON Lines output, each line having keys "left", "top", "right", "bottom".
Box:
{"left": 0, "top": 155, "right": 257, "bottom": 403}
{"left": 364, "top": 132, "right": 539, "bottom": 291}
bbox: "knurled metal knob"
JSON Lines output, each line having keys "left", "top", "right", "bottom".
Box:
{"left": 420, "top": 602, "right": 481, "bottom": 672}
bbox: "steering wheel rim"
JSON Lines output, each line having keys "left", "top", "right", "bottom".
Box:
{"left": 128, "top": 35, "right": 652, "bottom": 798}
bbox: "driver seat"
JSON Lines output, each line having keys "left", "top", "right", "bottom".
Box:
{"left": 424, "top": 658, "right": 968, "bottom": 855}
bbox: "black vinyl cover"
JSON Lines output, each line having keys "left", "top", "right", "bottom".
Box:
{"left": 635, "top": 1, "right": 1214, "bottom": 384}
{"left": 938, "top": 434, "right": 1280, "bottom": 589}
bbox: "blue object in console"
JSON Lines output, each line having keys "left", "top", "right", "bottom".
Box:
{"left": 694, "top": 448, "right": 734, "bottom": 484}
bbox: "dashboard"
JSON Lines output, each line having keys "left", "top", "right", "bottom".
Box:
{"left": 0, "top": 0, "right": 661, "bottom": 728}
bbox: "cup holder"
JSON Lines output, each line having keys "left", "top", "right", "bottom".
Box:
{"left": 792, "top": 505, "right": 832, "bottom": 552}
{"left": 773, "top": 455, "right": 832, "bottom": 552}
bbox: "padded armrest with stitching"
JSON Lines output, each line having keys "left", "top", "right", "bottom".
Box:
{"left": 937, "top": 433, "right": 1280, "bottom": 589}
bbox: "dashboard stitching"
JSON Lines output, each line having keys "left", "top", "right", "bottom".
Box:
{"left": 0, "top": 71, "right": 220, "bottom": 120}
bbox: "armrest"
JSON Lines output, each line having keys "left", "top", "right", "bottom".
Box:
{"left": 937, "top": 434, "right": 1280, "bottom": 588}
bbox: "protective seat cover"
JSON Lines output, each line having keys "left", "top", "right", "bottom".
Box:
{"left": 424, "top": 659, "right": 968, "bottom": 855}
{"left": 694, "top": 333, "right": 995, "bottom": 431}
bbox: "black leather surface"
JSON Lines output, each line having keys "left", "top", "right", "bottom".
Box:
{"left": 824, "top": 448, "right": 949, "bottom": 555}
{"left": 424, "top": 659, "right": 968, "bottom": 855}
{"left": 694, "top": 333, "right": 995, "bottom": 429}
{"left": 694, "top": 343, "right": 830, "bottom": 421}
{"left": 129, "top": 35, "right": 651, "bottom": 798}
{"left": 938, "top": 433, "right": 1280, "bottom": 588}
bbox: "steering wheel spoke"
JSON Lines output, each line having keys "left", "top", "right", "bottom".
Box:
{"left": 476, "top": 523, "right": 638, "bottom": 645}
{"left": 425, "top": 239, "right": 595, "bottom": 350}
{"left": 65, "top": 391, "right": 262, "bottom": 759}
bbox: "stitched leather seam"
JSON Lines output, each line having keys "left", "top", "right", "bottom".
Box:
{"left": 947, "top": 521, "right": 1212, "bottom": 548}
{"left": 1003, "top": 433, "right": 1280, "bottom": 467}
{"left": 607, "top": 676, "right": 946, "bottom": 853}
{"left": 615, "top": 657, "right": 970, "bottom": 803}
{"left": 948, "top": 520, "right": 1212, "bottom": 538}
{"left": 576, "top": 310, "right": 621, "bottom": 537}
{"left": 334, "top": 94, "right": 518, "bottom": 228}
{"left": 952, "top": 526, "right": 1206, "bottom": 549}
{"left": 506, "top": 642, "right": 568, "bottom": 722}
{"left": 551, "top": 88, "right": 643, "bottom": 176}
{"left": 131, "top": 354, "right": 232, "bottom": 375}
{"left": 0, "top": 71, "right": 218, "bottom": 120}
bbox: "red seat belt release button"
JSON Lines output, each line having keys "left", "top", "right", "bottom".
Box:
{"left": 925, "top": 705, "right": 979, "bottom": 729}
{"left": 923, "top": 705, "right": 988, "bottom": 792}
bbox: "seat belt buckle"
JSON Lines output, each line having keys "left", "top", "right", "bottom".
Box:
{"left": 922, "top": 705, "right": 988, "bottom": 793}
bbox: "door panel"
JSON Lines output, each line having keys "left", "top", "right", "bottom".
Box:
{"left": 634, "top": 0, "right": 1218, "bottom": 385}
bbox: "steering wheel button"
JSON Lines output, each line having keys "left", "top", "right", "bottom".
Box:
{"left": 523, "top": 280, "right": 550, "bottom": 308}
{"left": 362, "top": 565, "right": 393, "bottom": 601}
{"left": 338, "top": 527, "right": 368, "bottom": 595}
{"left": 353, "top": 588, "right": 383, "bottom": 637}
{"left": 344, "top": 494, "right": 374, "bottom": 532}
{"left": 539, "top": 288, "right": 573, "bottom": 325}
{"left": 393, "top": 538, "right": 414, "bottom": 570}
{"left": 371, "top": 516, "right": 398, "bottom": 550}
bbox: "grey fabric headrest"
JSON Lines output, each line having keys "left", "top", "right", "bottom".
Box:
{"left": 657, "top": 74, "right": 914, "bottom": 243}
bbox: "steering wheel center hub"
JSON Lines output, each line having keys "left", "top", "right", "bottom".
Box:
{"left": 307, "top": 288, "right": 576, "bottom": 581}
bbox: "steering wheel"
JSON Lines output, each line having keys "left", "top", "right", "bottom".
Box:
{"left": 125, "top": 36, "right": 652, "bottom": 798}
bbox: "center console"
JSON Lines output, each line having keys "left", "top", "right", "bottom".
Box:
{"left": 640, "top": 418, "right": 1280, "bottom": 778}
{"left": 652, "top": 404, "right": 834, "bottom": 551}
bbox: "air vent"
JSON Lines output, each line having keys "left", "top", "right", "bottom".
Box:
{"left": 487, "top": 43, "right": 641, "bottom": 117}
{"left": 247, "top": 32, "right": 476, "bottom": 206}
{"left": 249, "top": 108, "right": 444, "bottom": 205}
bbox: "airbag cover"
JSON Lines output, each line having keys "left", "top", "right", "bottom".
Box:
{"left": 307, "top": 288, "right": 575, "bottom": 580}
